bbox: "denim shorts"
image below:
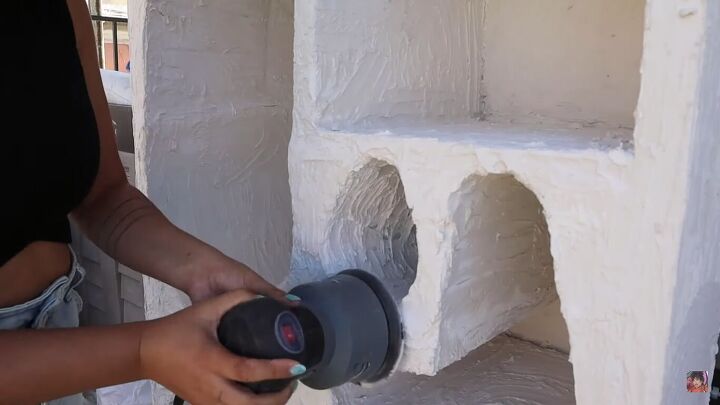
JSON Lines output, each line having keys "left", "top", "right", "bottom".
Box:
{"left": 0, "top": 247, "right": 87, "bottom": 405}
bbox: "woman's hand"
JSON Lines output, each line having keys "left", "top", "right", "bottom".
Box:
{"left": 140, "top": 289, "right": 303, "bottom": 405}
{"left": 185, "top": 251, "right": 297, "bottom": 304}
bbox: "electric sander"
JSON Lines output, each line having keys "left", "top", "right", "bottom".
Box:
{"left": 173, "top": 269, "right": 403, "bottom": 403}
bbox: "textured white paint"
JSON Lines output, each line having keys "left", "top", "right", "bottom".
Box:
{"left": 482, "top": 0, "right": 645, "bottom": 128}
{"left": 290, "top": 334, "right": 575, "bottom": 405}
{"left": 325, "top": 161, "right": 418, "bottom": 301}
{"left": 510, "top": 298, "right": 571, "bottom": 353}
{"left": 288, "top": 122, "right": 628, "bottom": 379}
{"left": 660, "top": 1, "right": 720, "bottom": 403}
{"left": 289, "top": 0, "right": 720, "bottom": 404}
{"left": 438, "top": 173, "right": 556, "bottom": 366}
{"left": 334, "top": 334, "right": 575, "bottom": 405}
{"left": 129, "top": 0, "right": 294, "bottom": 402}
{"left": 301, "top": 0, "right": 643, "bottom": 131}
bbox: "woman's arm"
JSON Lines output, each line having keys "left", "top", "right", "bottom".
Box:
{"left": 0, "top": 290, "right": 298, "bottom": 404}
{"left": 65, "top": 0, "right": 287, "bottom": 302}
{"left": 0, "top": 322, "right": 143, "bottom": 403}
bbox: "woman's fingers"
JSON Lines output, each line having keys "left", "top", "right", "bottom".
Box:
{"left": 142, "top": 288, "right": 299, "bottom": 405}
{"left": 207, "top": 345, "right": 299, "bottom": 383}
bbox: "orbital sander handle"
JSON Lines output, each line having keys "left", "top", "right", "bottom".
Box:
{"left": 215, "top": 297, "right": 324, "bottom": 394}
{"left": 173, "top": 270, "right": 402, "bottom": 403}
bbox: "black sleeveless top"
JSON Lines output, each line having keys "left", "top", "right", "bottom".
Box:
{"left": 1, "top": 1, "right": 101, "bottom": 265}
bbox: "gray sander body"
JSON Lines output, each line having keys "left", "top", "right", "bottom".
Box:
{"left": 290, "top": 269, "right": 404, "bottom": 389}
{"left": 174, "top": 270, "right": 403, "bottom": 404}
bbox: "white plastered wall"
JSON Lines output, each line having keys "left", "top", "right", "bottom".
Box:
{"left": 290, "top": 0, "right": 638, "bottom": 376}
{"left": 288, "top": 0, "right": 720, "bottom": 404}
{"left": 481, "top": 0, "right": 644, "bottom": 127}
{"left": 660, "top": 1, "right": 720, "bottom": 402}
{"left": 129, "top": 0, "right": 294, "bottom": 402}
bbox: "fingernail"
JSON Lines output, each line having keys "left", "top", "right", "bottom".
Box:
{"left": 290, "top": 364, "right": 307, "bottom": 376}
{"left": 286, "top": 294, "right": 302, "bottom": 302}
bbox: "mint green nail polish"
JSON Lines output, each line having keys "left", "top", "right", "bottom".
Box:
{"left": 286, "top": 294, "right": 302, "bottom": 302}
{"left": 290, "top": 364, "right": 306, "bottom": 376}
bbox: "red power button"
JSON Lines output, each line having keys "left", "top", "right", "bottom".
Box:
{"left": 275, "top": 311, "right": 304, "bottom": 354}
{"left": 282, "top": 324, "right": 296, "bottom": 344}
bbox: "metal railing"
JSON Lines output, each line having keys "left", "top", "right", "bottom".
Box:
{"left": 90, "top": 14, "right": 128, "bottom": 71}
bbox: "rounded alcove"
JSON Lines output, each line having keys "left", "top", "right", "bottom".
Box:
{"left": 327, "top": 160, "right": 418, "bottom": 302}
{"left": 438, "top": 174, "right": 559, "bottom": 363}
